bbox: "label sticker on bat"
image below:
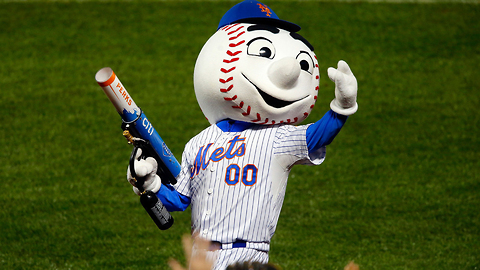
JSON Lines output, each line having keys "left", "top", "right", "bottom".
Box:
{"left": 162, "top": 142, "right": 173, "bottom": 157}
{"left": 142, "top": 117, "right": 154, "bottom": 136}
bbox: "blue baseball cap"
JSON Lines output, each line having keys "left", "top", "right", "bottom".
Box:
{"left": 218, "top": 0, "right": 301, "bottom": 32}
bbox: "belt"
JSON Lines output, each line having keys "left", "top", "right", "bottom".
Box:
{"left": 209, "top": 240, "right": 247, "bottom": 251}
{"left": 208, "top": 240, "right": 270, "bottom": 252}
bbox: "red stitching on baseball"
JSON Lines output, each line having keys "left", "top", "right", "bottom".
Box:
{"left": 224, "top": 24, "right": 239, "bottom": 31}
{"left": 228, "top": 26, "right": 244, "bottom": 35}
{"left": 241, "top": 106, "right": 251, "bottom": 116}
{"left": 221, "top": 67, "right": 236, "bottom": 73}
{"left": 229, "top": 31, "right": 245, "bottom": 40}
{"left": 229, "top": 40, "right": 245, "bottom": 47}
{"left": 219, "top": 26, "right": 250, "bottom": 122}
{"left": 223, "top": 58, "right": 239, "bottom": 63}
{"left": 220, "top": 85, "right": 234, "bottom": 93}
{"left": 286, "top": 117, "right": 298, "bottom": 124}
{"left": 227, "top": 50, "right": 242, "bottom": 56}
{"left": 232, "top": 101, "right": 244, "bottom": 109}
{"left": 251, "top": 113, "right": 262, "bottom": 122}
{"left": 219, "top": 77, "right": 233, "bottom": 83}
{"left": 224, "top": 95, "right": 237, "bottom": 101}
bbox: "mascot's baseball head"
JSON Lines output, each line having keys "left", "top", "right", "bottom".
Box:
{"left": 194, "top": 0, "right": 319, "bottom": 125}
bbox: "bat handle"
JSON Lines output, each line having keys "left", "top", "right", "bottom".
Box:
{"left": 129, "top": 146, "right": 174, "bottom": 230}
{"left": 129, "top": 146, "right": 146, "bottom": 193}
{"left": 140, "top": 191, "right": 174, "bottom": 230}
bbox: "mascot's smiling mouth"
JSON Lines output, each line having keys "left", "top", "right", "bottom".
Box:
{"left": 242, "top": 74, "right": 308, "bottom": 108}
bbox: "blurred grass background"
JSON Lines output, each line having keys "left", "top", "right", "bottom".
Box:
{"left": 0, "top": 1, "right": 479, "bottom": 269}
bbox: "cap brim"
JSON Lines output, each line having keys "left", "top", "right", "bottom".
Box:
{"left": 226, "top": 17, "right": 301, "bottom": 32}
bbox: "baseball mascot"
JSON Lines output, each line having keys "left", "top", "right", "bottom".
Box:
{"left": 128, "top": 1, "right": 358, "bottom": 269}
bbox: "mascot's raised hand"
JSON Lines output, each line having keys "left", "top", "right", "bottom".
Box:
{"left": 126, "top": 148, "right": 162, "bottom": 195}
{"left": 328, "top": 60, "right": 358, "bottom": 116}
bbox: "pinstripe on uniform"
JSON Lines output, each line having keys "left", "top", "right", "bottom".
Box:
{"left": 174, "top": 122, "right": 325, "bottom": 268}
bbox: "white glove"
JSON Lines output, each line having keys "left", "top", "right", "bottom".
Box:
{"left": 126, "top": 148, "right": 162, "bottom": 196}
{"left": 328, "top": 60, "right": 358, "bottom": 116}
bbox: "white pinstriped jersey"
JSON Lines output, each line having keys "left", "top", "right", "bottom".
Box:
{"left": 174, "top": 122, "right": 326, "bottom": 251}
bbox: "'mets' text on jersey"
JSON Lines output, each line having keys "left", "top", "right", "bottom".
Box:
{"left": 190, "top": 135, "right": 255, "bottom": 186}
{"left": 174, "top": 121, "right": 325, "bottom": 250}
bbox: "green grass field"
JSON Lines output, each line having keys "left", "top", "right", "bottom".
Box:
{"left": 1, "top": 1, "right": 479, "bottom": 269}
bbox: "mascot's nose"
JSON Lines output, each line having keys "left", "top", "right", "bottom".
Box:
{"left": 268, "top": 57, "right": 301, "bottom": 89}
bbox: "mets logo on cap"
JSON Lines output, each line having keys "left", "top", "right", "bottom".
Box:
{"left": 217, "top": 0, "right": 301, "bottom": 32}
{"left": 257, "top": 3, "right": 272, "bottom": 17}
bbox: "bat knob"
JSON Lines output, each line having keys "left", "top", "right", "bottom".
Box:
{"left": 140, "top": 191, "right": 174, "bottom": 230}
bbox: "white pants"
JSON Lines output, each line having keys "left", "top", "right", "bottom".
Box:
{"left": 206, "top": 248, "right": 269, "bottom": 270}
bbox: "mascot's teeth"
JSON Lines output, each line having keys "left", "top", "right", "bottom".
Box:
{"left": 242, "top": 74, "right": 307, "bottom": 108}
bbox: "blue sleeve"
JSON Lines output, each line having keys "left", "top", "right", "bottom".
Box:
{"left": 306, "top": 110, "right": 348, "bottom": 153}
{"left": 156, "top": 184, "right": 191, "bottom": 212}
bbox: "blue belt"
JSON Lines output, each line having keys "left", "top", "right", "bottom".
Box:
{"left": 210, "top": 240, "right": 247, "bottom": 250}
{"left": 232, "top": 240, "right": 247, "bottom": 248}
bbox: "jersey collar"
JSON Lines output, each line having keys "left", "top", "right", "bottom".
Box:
{"left": 216, "top": 119, "right": 255, "bottom": 132}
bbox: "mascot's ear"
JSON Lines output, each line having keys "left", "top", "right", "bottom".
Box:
{"left": 217, "top": 0, "right": 300, "bottom": 32}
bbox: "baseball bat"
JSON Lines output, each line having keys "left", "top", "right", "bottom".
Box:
{"left": 95, "top": 67, "right": 179, "bottom": 230}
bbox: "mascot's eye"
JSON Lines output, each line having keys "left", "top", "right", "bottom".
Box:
{"left": 296, "top": 51, "right": 315, "bottom": 74}
{"left": 247, "top": 38, "right": 276, "bottom": 59}
{"left": 259, "top": 47, "right": 272, "bottom": 58}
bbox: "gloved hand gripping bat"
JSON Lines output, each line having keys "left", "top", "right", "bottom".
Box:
{"left": 95, "top": 67, "right": 179, "bottom": 230}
